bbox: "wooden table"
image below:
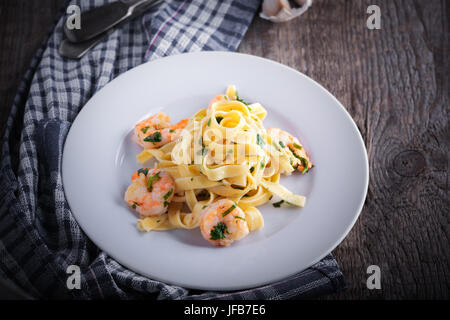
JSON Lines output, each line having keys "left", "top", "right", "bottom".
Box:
{"left": 0, "top": 0, "right": 448, "bottom": 299}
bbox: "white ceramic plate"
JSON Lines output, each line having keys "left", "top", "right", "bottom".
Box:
{"left": 62, "top": 51, "right": 368, "bottom": 291}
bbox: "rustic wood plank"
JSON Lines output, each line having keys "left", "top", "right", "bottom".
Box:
{"left": 239, "top": 0, "right": 449, "bottom": 299}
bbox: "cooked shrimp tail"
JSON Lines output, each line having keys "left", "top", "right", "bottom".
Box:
{"left": 267, "top": 128, "right": 313, "bottom": 174}
{"left": 134, "top": 112, "right": 188, "bottom": 149}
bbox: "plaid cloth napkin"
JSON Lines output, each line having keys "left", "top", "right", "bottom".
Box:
{"left": 0, "top": 0, "right": 346, "bottom": 299}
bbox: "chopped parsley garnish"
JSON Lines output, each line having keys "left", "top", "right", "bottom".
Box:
{"left": 207, "top": 118, "right": 211, "bottom": 126}
{"left": 202, "top": 205, "right": 207, "bottom": 209}
{"left": 210, "top": 222, "right": 228, "bottom": 240}
{"left": 197, "top": 148, "right": 208, "bottom": 156}
{"left": 250, "top": 166, "right": 255, "bottom": 173}
{"left": 222, "top": 204, "right": 237, "bottom": 217}
{"left": 236, "top": 96, "right": 249, "bottom": 106}
{"left": 256, "top": 134, "right": 265, "bottom": 147}
{"left": 146, "top": 172, "right": 161, "bottom": 191}
{"left": 301, "top": 164, "right": 313, "bottom": 174}
{"left": 279, "top": 141, "right": 285, "bottom": 148}
{"left": 299, "top": 157, "right": 309, "bottom": 169}
{"left": 143, "top": 131, "right": 162, "bottom": 143}
{"left": 131, "top": 201, "right": 139, "bottom": 209}
{"left": 215, "top": 116, "right": 223, "bottom": 123}
{"left": 163, "top": 201, "right": 169, "bottom": 207}
{"left": 236, "top": 91, "right": 248, "bottom": 104}
{"left": 236, "top": 92, "right": 251, "bottom": 110}
{"left": 269, "top": 195, "right": 273, "bottom": 200}
{"left": 163, "top": 189, "right": 173, "bottom": 200}
{"left": 137, "top": 168, "right": 149, "bottom": 176}
{"left": 197, "top": 137, "right": 205, "bottom": 152}
{"left": 190, "top": 177, "right": 194, "bottom": 181}
{"left": 156, "top": 220, "right": 161, "bottom": 223}
{"left": 169, "top": 129, "right": 175, "bottom": 133}
{"left": 293, "top": 142, "right": 303, "bottom": 150}
{"left": 290, "top": 148, "right": 309, "bottom": 169}
{"left": 260, "top": 159, "right": 266, "bottom": 169}
{"left": 273, "top": 200, "right": 294, "bottom": 207}
{"left": 272, "top": 141, "right": 281, "bottom": 152}
{"left": 235, "top": 216, "right": 246, "bottom": 221}
{"left": 237, "top": 98, "right": 249, "bottom": 106}
{"left": 273, "top": 200, "right": 284, "bottom": 208}
{"left": 141, "top": 126, "right": 150, "bottom": 133}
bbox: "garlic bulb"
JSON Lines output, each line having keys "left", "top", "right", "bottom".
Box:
{"left": 260, "top": 0, "right": 313, "bottom": 23}
{"left": 262, "top": 0, "right": 291, "bottom": 17}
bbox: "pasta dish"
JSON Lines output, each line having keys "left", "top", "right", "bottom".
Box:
{"left": 124, "top": 85, "right": 313, "bottom": 246}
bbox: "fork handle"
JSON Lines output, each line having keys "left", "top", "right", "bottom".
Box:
{"left": 64, "top": 0, "right": 157, "bottom": 43}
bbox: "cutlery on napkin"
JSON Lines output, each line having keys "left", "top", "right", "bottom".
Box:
{"left": 59, "top": 0, "right": 162, "bottom": 59}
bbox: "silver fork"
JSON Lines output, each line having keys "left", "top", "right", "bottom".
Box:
{"left": 59, "top": 0, "right": 163, "bottom": 59}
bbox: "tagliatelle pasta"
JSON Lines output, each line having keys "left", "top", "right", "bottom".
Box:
{"left": 125, "top": 85, "right": 314, "bottom": 247}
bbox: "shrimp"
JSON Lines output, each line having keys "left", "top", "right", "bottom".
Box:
{"left": 124, "top": 168, "right": 175, "bottom": 217}
{"left": 199, "top": 199, "right": 249, "bottom": 247}
{"left": 267, "top": 128, "right": 313, "bottom": 174}
{"left": 171, "top": 118, "right": 189, "bottom": 133}
{"left": 135, "top": 112, "right": 188, "bottom": 149}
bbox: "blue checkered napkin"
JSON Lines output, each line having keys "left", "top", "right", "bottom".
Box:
{"left": 0, "top": 0, "right": 346, "bottom": 299}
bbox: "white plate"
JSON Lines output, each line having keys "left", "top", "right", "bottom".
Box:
{"left": 62, "top": 51, "right": 368, "bottom": 291}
